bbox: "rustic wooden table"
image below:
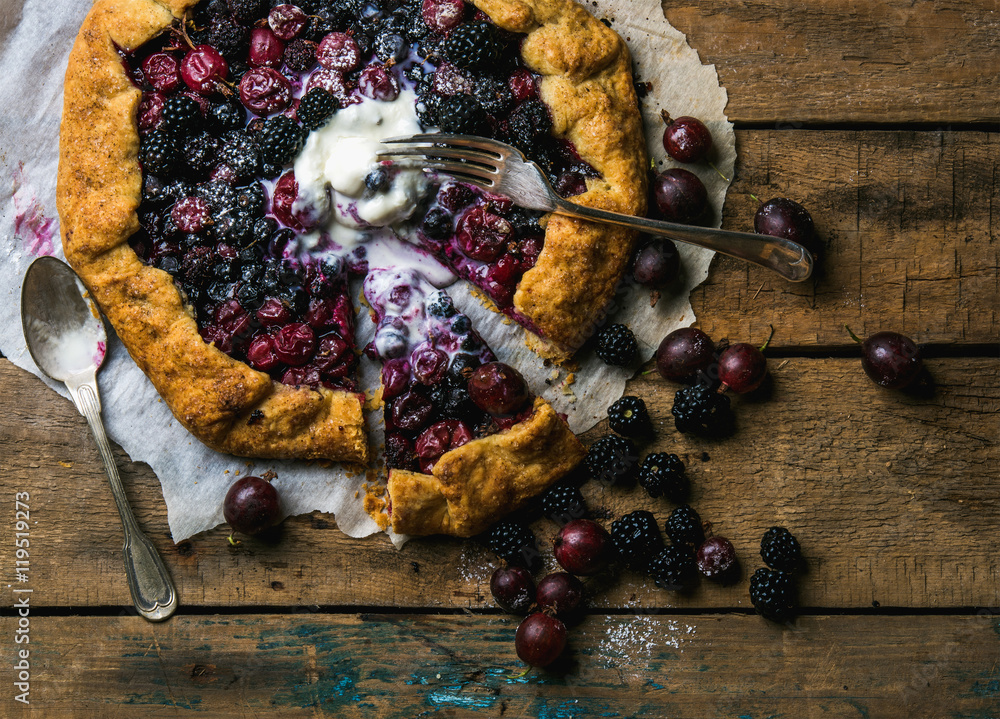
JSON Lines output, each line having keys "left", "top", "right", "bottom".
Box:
{"left": 2, "top": 0, "right": 998, "bottom": 716}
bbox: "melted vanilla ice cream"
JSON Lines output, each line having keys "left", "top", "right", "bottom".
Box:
{"left": 293, "top": 89, "right": 429, "bottom": 251}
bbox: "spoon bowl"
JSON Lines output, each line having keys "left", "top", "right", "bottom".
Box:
{"left": 22, "top": 255, "right": 107, "bottom": 381}
{"left": 20, "top": 256, "right": 177, "bottom": 622}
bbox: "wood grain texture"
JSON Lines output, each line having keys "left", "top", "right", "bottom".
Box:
{"left": 2, "top": 354, "right": 996, "bottom": 609}
{"left": 657, "top": 0, "right": 1000, "bottom": 123}
{"left": 694, "top": 130, "right": 999, "bottom": 347}
{"left": 0, "top": 613, "right": 997, "bottom": 717}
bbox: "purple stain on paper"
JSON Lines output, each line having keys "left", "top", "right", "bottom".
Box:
{"left": 12, "top": 164, "right": 57, "bottom": 257}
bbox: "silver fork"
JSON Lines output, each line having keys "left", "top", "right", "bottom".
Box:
{"left": 379, "top": 134, "right": 814, "bottom": 282}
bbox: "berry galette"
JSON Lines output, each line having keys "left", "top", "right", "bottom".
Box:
{"left": 57, "top": 0, "right": 645, "bottom": 534}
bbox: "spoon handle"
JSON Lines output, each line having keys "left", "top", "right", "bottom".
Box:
{"left": 65, "top": 372, "right": 178, "bottom": 622}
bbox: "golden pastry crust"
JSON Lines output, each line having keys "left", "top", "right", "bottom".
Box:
{"left": 474, "top": 0, "right": 649, "bottom": 362}
{"left": 57, "top": 0, "right": 368, "bottom": 462}
{"left": 369, "top": 398, "right": 586, "bottom": 537}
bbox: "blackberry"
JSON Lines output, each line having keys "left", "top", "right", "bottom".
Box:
{"left": 421, "top": 207, "right": 453, "bottom": 239}
{"left": 235, "top": 183, "right": 266, "bottom": 217}
{"left": 214, "top": 209, "right": 253, "bottom": 245}
{"left": 443, "top": 21, "right": 501, "bottom": 72}
{"left": 540, "top": 483, "right": 587, "bottom": 525}
{"left": 607, "top": 395, "right": 653, "bottom": 439}
{"left": 221, "top": 130, "right": 262, "bottom": 180}
{"left": 437, "top": 94, "right": 486, "bottom": 135}
{"left": 595, "top": 324, "right": 637, "bottom": 366}
{"left": 140, "top": 129, "right": 180, "bottom": 176}
{"left": 671, "top": 384, "right": 735, "bottom": 437}
{"left": 208, "top": 15, "right": 249, "bottom": 59}
{"left": 237, "top": 279, "right": 265, "bottom": 311}
{"left": 584, "top": 434, "right": 638, "bottom": 486}
{"left": 364, "top": 168, "right": 390, "bottom": 194}
{"left": 664, "top": 505, "right": 704, "bottom": 548}
{"left": 649, "top": 544, "right": 696, "bottom": 591}
{"left": 425, "top": 291, "right": 457, "bottom": 318}
{"left": 447, "top": 352, "right": 480, "bottom": 380}
{"left": 638, "top": 452, "right": 687, "bottom": 501}
{"left": 610, "top": 510, "right": 663, "bottom": 571}
{"left": 297, "top": 88, "right": 338, "bottom": 130}
{"left": 208, "top": 100, "right": 246, "bottom": 133}
{"left": 374, "top": 24, "right": 409, "bottom": 62}
{"left": 485, "top": 519, "right": 540, "bottom": 569}
{"left": 508, "top": 99, "right": 552, "bottom": 151}
{"left": 180, "top": 246, "right": 215, "bottom": 287}
{"left": 196, "top": 180, "right": 237, "bottom": 213}
{"left": 227, "top": 0, "right": 266, "bottom": 25}
{"left": 283, "top": 38, "right": 318, "bottom": 72}
{"left": 260, "top": 115, "right": 304, "bottom": 166}
{"left": 749, "top": 568, "right": 797, "bottom": 622}
{"left": 472, "top": 77, "right": 513, "bottom": 116}
{"left": 161, "top": 95, "right": 202, "bottom": 136}
{"left": 760, "top": 527, "right": 802, "bottom": 573}
{"left": 184, "top": 132, "right": 221, "bottom": 174}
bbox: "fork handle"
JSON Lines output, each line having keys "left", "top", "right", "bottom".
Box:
{"left": 551, "top": 197, "right": 815, "bottom": 282}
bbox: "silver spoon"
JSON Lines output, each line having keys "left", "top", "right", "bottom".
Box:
{"left": 21, "top": 256, "right": 177, "bottom": 622}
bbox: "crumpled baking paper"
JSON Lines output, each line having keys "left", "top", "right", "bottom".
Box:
{"left": 0, "top": 0, "right": 732, "bottom": 543}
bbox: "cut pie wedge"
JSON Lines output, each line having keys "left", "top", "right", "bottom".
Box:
{"left": 361, "top": 268, "right": 584, "bottom": 536}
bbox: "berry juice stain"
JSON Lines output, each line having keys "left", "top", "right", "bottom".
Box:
{"left": 12, "top": 165, "right": 56, "bottom": 256}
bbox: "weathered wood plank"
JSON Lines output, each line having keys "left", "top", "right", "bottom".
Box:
{"left": 1, "top": 613, "right": 997, "bottom": 717}
{"left": 694, "top": 129, "right": 999, "bottom": 347}
{"left": 2, "top": 355, "right": 996, "bottom": 609}
{"left": 657, "top": 0, "right": 1000, "bottom": 124}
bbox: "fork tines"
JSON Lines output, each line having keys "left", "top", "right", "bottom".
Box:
{"left": 377, "top": 134, "right": 510, "bottom": 189}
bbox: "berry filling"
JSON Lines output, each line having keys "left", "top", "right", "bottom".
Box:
{"left": 123, "top": 0, "right": 599, "bottom": 404}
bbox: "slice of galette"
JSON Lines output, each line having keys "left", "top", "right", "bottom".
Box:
{"left": 361, "top": 267, "right": 584, "bottom": 537}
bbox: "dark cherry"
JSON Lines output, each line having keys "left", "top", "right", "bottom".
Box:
{"left": 535, "top": 572, "right": 584, "bottom": 615}
{"left": 246, "top": 333, "right": 281, "bottom": 371}
{"left": 249, "top": 28, "right": 285, "bottom": 68}
{"left": 256, "top": 297, "right": 292, "bottom": 327}
{"left": 269, "top": 4, "right": 309, "bottom": 40}
{"left": 314, "top": 335, "right": 352, "bottom": 376}
{"left": 381, "top": 358, "right": 411, "bottom": 399}
{"left": 358, "top": 63, "right": 400, "bottom": 102}
{"left": 508, "top": 68, "right": 537, "bottom": 103}
{"left": 662, "top": 116, "right": 713, "bottom": 163}
{"left": 415, "top": 420, "right": 473, "bottom": 467}
{"left": 223, "top": 476, "right": 280, "bottom": 535}
{"left": 316, "top": 32, "right": 363, "bottom": 72}
{"left": 718, "top": 342, "right": 767, "bottom": 393}
{"left": 653, "top": 168, "right": 708, "bottom": 224}
{"left": 631, "top": 239, "right": 680, "bottom": 288}
{"left": 490, "top": 565, "right": 535, "bottom": 615}
{"left": 180, "top": 45, "right": 229, "bottom": 95}
{"left": 456, "top": 207, "right": 512, "bottom": 262}
{"left": 170, "top": 196, "right": 212, "bottom": 234}
{"left": 754, "top": 197, "right": 815, "bottom": 246}
{"left": 515, "top": 613, "right": 567, "bottom": 668}
{"left": 422, "top": 0, "right": 465, "bottom": 32}
{"left": 137, "top": 92, "right": 166, "bottom": 133}
{"left": 272, "top": 322, "right": 317, "bottom": 366}
{"left": 468, "top": 362, "right": 530, "bottom": 417}
{"left": 553, "top": 519, "right": 613, "bottom": 576}
{"left": 655, "top": 327, "right": 716, "bottom": 383}
{"left": 305, "top": 69, "right": 352, "bottom": 104}
{"left": 271, "top": 171, "right": 304, "bottom": 231}
{"left": 696, "top": 536, "right": 737, "bottom": 580}
{"left": 142, "top": 52, "right": 181, "bottom": 92}
{"left": 853, "top": 329, "right": 923, "bottom": 389}
{"left": 239, "top": 67, "right": 293, "bottom": 114}
{"left": 391, "top": 389, "right": 435, "bottom": 431}
{"left": 411, "top": 346, "right": 449, "bottom": 385}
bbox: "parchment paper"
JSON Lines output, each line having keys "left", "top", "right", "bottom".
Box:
{"left": 0, "top": 0, "right": 732, "bottom": 543}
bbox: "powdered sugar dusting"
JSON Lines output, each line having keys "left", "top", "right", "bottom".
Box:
{"left": 12, "top": 165, "right": 56, "bottom": 257}
{"left": 598, "top": 617, "right": 697, "bottom": 674}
